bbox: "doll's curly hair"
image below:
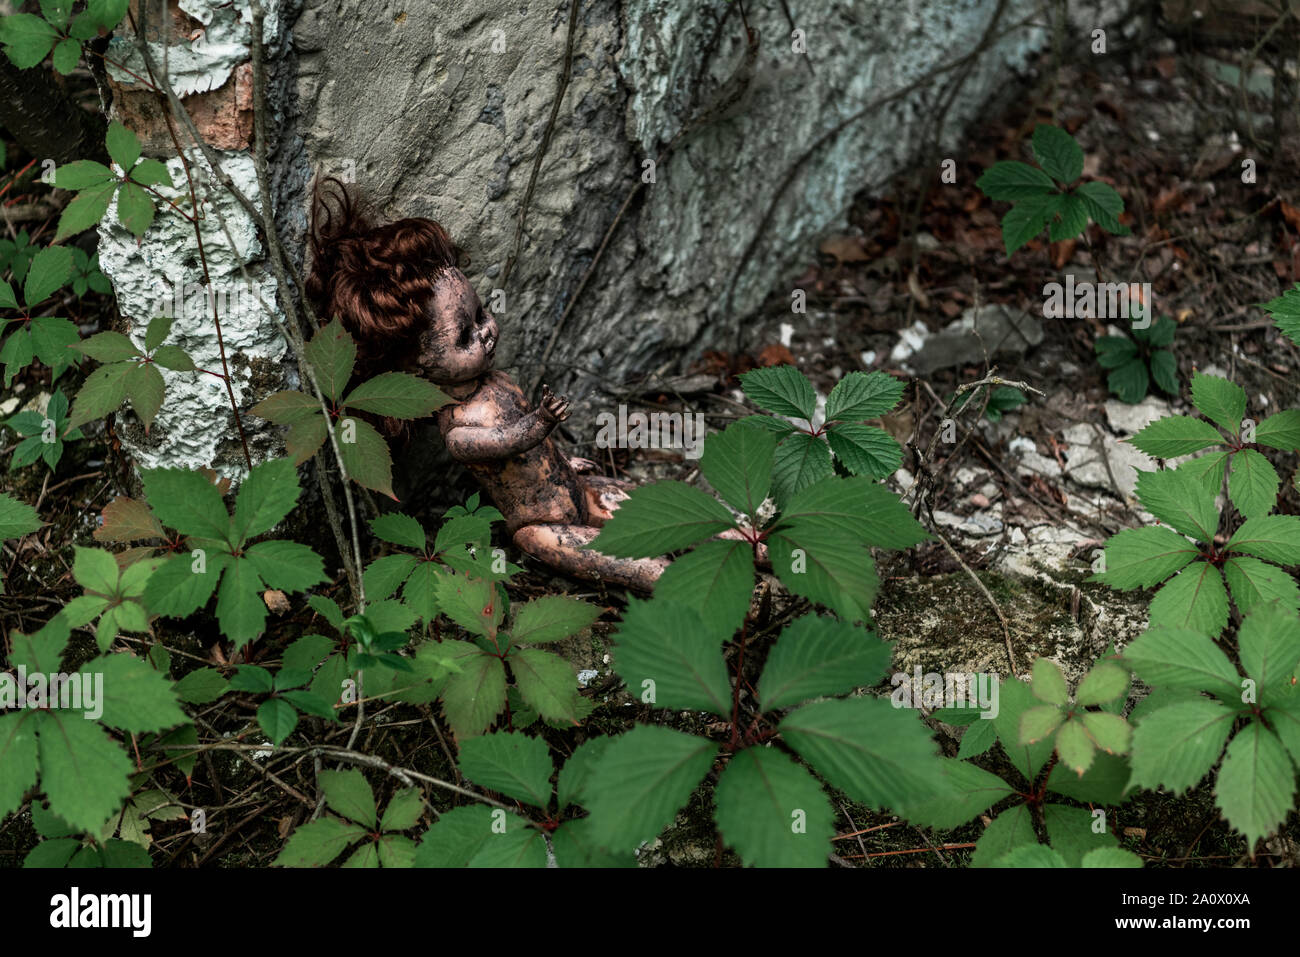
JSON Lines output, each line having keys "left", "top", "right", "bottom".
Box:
{"left": 306, "top": 176, "right": 461, "bottom": 378}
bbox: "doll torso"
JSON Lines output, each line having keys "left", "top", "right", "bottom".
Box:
{"left": 436, "top": 370, "right": 589, "bottom": 534}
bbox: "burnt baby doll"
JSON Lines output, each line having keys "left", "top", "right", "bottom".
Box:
{"left": 307, "top": 180, "right": 668, "bottom": 591}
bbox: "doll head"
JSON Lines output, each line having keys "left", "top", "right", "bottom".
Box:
{"left": 306, "top": 177, "right": 494, "bottom": 386}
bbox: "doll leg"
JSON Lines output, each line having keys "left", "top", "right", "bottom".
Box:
{"left": 514, "top": 523, "right": 669, "bottom": 592}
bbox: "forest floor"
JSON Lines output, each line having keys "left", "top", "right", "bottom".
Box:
{"left": 3, "top": 21, "right": 1300, "bottom": 867}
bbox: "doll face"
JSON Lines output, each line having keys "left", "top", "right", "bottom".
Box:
{"left": 415, "top": 269, "right": 498, "bottom": 385}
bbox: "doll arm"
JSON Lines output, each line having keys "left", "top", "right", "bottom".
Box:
{"left": 443, "top": 386, "right": 569, "bottom": 462}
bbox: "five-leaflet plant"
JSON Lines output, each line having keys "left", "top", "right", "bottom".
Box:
{"left": 250, "top": 318, "right": 451, "bottom": 498}
{"left": 4, "top": 387, "right": 82, "bottom": 471}
{"left": 1095, "top": 314, "right": 1179, "bottom": 403}
{"left": 275, "top": 769, "right": 424, "bottom": 868}
{"left": 0, "top": 244, "right": 79, "bottom": 387}
{"left": 976, "top": 123, "right": 1130, "bottom": 257}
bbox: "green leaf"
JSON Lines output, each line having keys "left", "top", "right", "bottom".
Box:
{"left": 1227, "top": 515, "right": 1300, "bottom": 565}
{"left": 1129, "top": 698, "right": 1234, "bottom": 794}
{"left": 1081, "top": 711, "right": 1130, "bottom": 756}
{"left": 1225, "top": 555, "right": 1300, "bottom": 616}
{"left": 1107, "top": 357, "right": 1149, "bottom": 403}
{"left": 1215, "top": 722, "right": 1295, "bottom": 852}
{"left": 771, "top": 431, "right": 833, "bottom": 503}
{"left": 304, "top": 318, "right": 357, "bottom": 402}
{"left": 1148, "top": 562, "right": 1229, "bottom": 637}
{"left": 1191, "top": 371, "right": 1246, "bottom": 435}
{"left": 73, "top": 331, "right": 139, "bottom": 364}
{"left": 139, "top": 467, "right": 230, "bottom": 541}
{"left": 825, "top": 370, "right": 905, "bottom": 421}
{"left": 1134, "top": 467, "right": 1218, "bottom": 542}
{"left": 1256, "top": 409, "right": 1300, "bottom": 452}
{"left": 1044, "top": 803, "right": 1118, "bottom": 866}
{"left": 150, "top": 346, "right": 193, "bottom": 374}
{"left": 1238, "top": 603, "right": 1300, "bottom": 702}
{"left": 0, "top": 713, "right": 39, "bottom": 820}
{"left": 245, "top": 540, "right": 325, "bottom": 592}
{"left": 588, "top": 481, "right": 735, "bottom": 558}
{"left": 1075, "top": 180, "right": 1129, "bottom": 234}
{"left": 1130, "top": 415, "right": 1225, "bottom": 458}
{"left": 0, "top": 14, "right": 58, "bottom": 69}
{"left": 400, "top": 559, "right": 443, "bottom": 624}
{"left": 652, "top": 538, "right": 754, "bottom": 642}
{"left": 35, "top": 712, "right": 133, "bottom": 834}
{"left": 214, "top": 557, "right": 267, "bottom": 646}
{"left": 370, "top": 512, "right": 426, "bottom": 551}
{"left": 1031, "top": 656, "right": 1069, "bottom": 706}
{"left": 257, "top": 697, "right": 298, "bottom": 745}
{"left": 173, "top": 667, "right": 229, "bottom": 705}
{"left": 129, "top": 158, "right": 173, "bottom": 189}
{"left": 336, "top": 416, "right": 395, "bottom": 498}
{"left": 23, "top": 245, "right": 72, "bottom": 307}
{"left": 52, "top": 160, "right": 114, "bottom": 191}
{"left": 1046, "top": 751, "right": 1132, "bottom": 805}
{"left": 1000, "top": 193, "right": 1060, "bottom": 256}
{"left": 54, "top": 182, "right": 117, "bottom": 242}
{"left": 72, "top": 544, "right": 118, "bottom": 596}
{"left": 989, "top": 844, "right": 1067, "bottom": 868}
{"left": 901, "top": 757, "right": 1013, "bottom": 829}
{"left": 1019, "top": 705, "right": 1066, "bottom": 746}
{"left": 583, "top": 726, "right": 718, "bottom": 850}
{"left": 757, "top": 615, "right": 892, "bottom": 712}
{"left": 83, "top": 652, "right": 186, "bottom": 732}
{"left": 363, "top": 553, "right": 418, "bottom": 601}
{"left": 1031, "top": 124, "right": 1084, "bottom": 182}
{"left": 1121, "top": 626, "right": 1240, "bottom": 698}
{"left": 0, "top": 279, "right": 15, "bottom": 311}
{"left": 611, "top": 599, "right": 732, "bottom": 715}
{"left": 957, "top": 717, "right": 997, "bottom": 758}
{"left": 971, "top": 804, "right": 1037, "bottom": 868}
{"left": 1229, "top": 448, "right": 1280, "bottom": 520}
{"left": 993, "top": 676, "right": 1056, "bottom": 780}
{"left": 414, "top": 805, "right": 539, "bottom": 867}
{"left": 700, "top": 421, "right": 776, "bottom": 516}
{"left": 116, "top": 182, "right": 155, "bottom": 239}
{"left": 557, "top": 736, "right": 613, "bottom": 810}
{"left": 142, "top": 551, "right": 227, "bottom": 618}
{"left": 0, "top": 491, "right": 40, "bottom": 539}
{"left": 125, "top": 360, "right": 165, "bottom": 431}
{"left": 457, "top": 731, "right": 554, "bottom": 809}
{"left": 510, "top": 647, "right": 580, "bottom": 725}
{"left": 779, "top": 697, "right": 944, "bottom": 814}
{"left": 713, "top": 747, "right": 833, "bottom": 867}
{"left": 510, "top": 595, "right": 600, "bottom": 645}
{"left": 50, "top": 35, "right": 78, "bottom": 74}
{"left": 341, "top": 371, "right": 450, "bottom": 418}
{"left": 777, "top": 475, "right": 929, "bottom": 550}
{"left": 1149, "top": 349, "right": 1179, "bottom": 395}
{"left": 87, "top": 0, "right": 129, "bottom": 30}
{"left": 439, "top": 652, "right": 506, "bottom": 737}
{"left": 250, "top": 389, "right": 321, "bottom": 425}
{"left": 1091, "top": 526, "right": 1197, "bottom": 589}
{"left": 380, "top": 788, "right": 424, "bottom": 832}
{"left": 1049, "top": 192, "right": 1089, "bottom": 241}
{"left": 319, "top": 768, "right": 377, "bottom": 827}
{"left": 274, "top": 817, "right": 367, "bottom": 867}
{"left": 769, "top": 526, "right": 878, "bottom": 624}
{"left": 1082, "top": 847, "right": 1143, "bottom": 868}
{"left": 435, "top": 572, "right": 500, "bottom": 638}
{"left": 232, "top": 458, "right": 300, "bottom": 542}
{"left": 825, "top": 423, "right": 902, "bottom": 479}
{"left": 1076, "top": 661, "right": 1130, "bottom": 706}
{"left": 65, "top": 361, "right": 131, "bottom": 430}
{"left": 976, "top": 160, "right": 1056, "bottom": 200}
{"left": 105, "top": 120, "right": 141, "bottom": 172}
{"left": 738, "top": 365, "right": 817, "bottom": 420}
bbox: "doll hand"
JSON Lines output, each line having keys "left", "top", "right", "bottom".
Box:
{"left": 568, "top": 456, "right": 598, "bottom": 473}
{"left": 538, "top": 385, "right": 570, "bottom": 425}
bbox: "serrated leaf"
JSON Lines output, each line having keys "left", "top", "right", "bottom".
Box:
{"left": 1227, "top": 515, "right": 1300, "bottom": 565}
{"left": 274, "top": 817, "right": 366, "bottom": 866}
{"left": 435, "top": 572, "right": 500, "bottom": 638}
{"left": 1239, "top": 604, "right": 1300, "bottom": 702}
{"left": 713, "top": 747, "right": 833, "bottom": 867}
{"left": 36, "top": 712, "right": 132, "bottom": 834}
{"left": 55, "top": 182, "right": 117, "bottom": 242}
{"left": 457, "top": 731, "right": 554, "bottom": 809}
{"left": 380, "top": 788, "right": 424, "bottom": 832}
{"left": 510, "top": 595, "right": 600, "bottom": 645}
{"left": 116, "top": 182, "right": 154, "bottom": 238}
{"left": 125, "top": 360, "right": 164, "bottom": 431}
{"left": 439, "top": 652, "right": 506, "bottom": 737}
{"left": 1224, "top": 555, "right": 1300, "bottom": 616}
{"left": 771, "top": 431, "right": 833, "bottom": 503}
{"left": 1256, "top": 409, "right": 1300, "bottom": 452}
{"left": 757, "top": 615, "right": 892, "bottom": 712}
{"left": 250, "top": 389, "right": 321, "bottom": 425}
{"left": 1191, "top": 371, "right": 1246, "bottom": 435}
{"left": 342, "top": 371, "right": 450, "bottom": 418}
{"left": 557, "top": 736, "right": 613, "bottom": 811}
{"left": 1076, "top": 180, "right": 1129, "bottom": 234}
{"left": 129, "top": 158, "right": 173, "bottom": 189}
{"left": 257, "top": 698, "right": 298, "bottom": 746}
{"left": 232, "top": 458, "right": 300, "bottom": 542}
{"left": 777, "top": 475, "right": 928, "bottom": 549}
{"left": 1148, "top": 562, "right": 1229, "bottom": 636}
{"left": 336, "top": 416, "right": 395, "bottom": 498}
{"left": 72, "top": 544, "right": 119, "bottom": 596}
{"left": 1076, "top": 661, "right": 1129, "bottom": 706}
{"left": 369, "top": 512, "right": 426, "bottom": 551}
{"left": 1149, "top": 349, "right": 1178, "bottom": 394}
{"left": 1134, "top": 467, "right": 1219, "bottom": 542}
{"left": 1049, "top": 191, "right": 1089, "bottom": 241}
{"left": 1092, "top": 525, "right": 1197, "bottom": 589}
{"left": 738, "top": 365, "right": 817, "bottom": 420}
{"left": 1032, "top": 124, "right": 1084, "bottom": 183}
{"left": 23, "top": 245, "right": 72, "bottom": 307}
{"left": 245, "top": 540, "right": 325, "bottom": 593}
{"left": 1020, "top": 705, "right": 1066, "bottom": 745}
{"left": 1128, "top": 699, "right": 1234, "bottom": 794}
{"left": 588, "top": 481, "right": 735, "bottom": 558}
{"left": 1081, "top": 711, "right": 1130, "bottom": 754}
{"left": 73, "top": 331, "right": 139, "bottom": 364}
{"left": 1046, "top": 751, "right": 1131, "bottom": 805}
{"left": 0, "top": 491, "right": 40, "bottom": 540}
{"left": 582, "top": 726, "right": 718, "bottom": 849}
{"left": 319, "top": 768, "right": 377, "bottom": 827}
{"left": 901, "top": 757, "right": 1013, "bottom": 828}
{"left": 825, "top": 370, "right": 905, "bottom": 422}
{"left": 993, "top": 676, "right": 1055, "bottom": 780}
{"left": 1001, "top": 193, "right": 1061, "bottom": 256}
{"left": 1215, "top": 722, "right": 1295, "bottom": 852}
{"left": 1043, "top": 803, "right": 1118, "bottom": 866}
{"left": 1130, "top": 415, "right": 1224, "bottom": 458}
{"left": 139, "top": 467, "right": 229, "bottom": 541}
{"left": 66, "top": 361, "right": 131, "bottom": 430}
{"left": 768, "top": 527, "right": 877, "bottom": 623}
{"left": 825, "top": 423, "right": 902, "bottom": 479}
{"left": 363, "top": 553, "right": 418, "bottom": 601}
{"left": 0, "top": 713, "right": 39, "bottom": 819}
{"left": 214, "top": 558, "right": 267, "bottom": 646}
{"left": 779, "top": 697, "right": 944, "bottom": 814}
{"left": 971, "top": 804, "right": 1036, "bottom": 868}
{"left": 413, "top": 805, "right": 538, "bottom": 867}
{"left": 105, "top": 120, "right": 141, "bottom": 171}
{"left": 510, "top": 647, "right": 580, "bottom": 724}
{"left": 1229, "top": 448, "right": 1280, "bottom": 519}
{"left": 304, "top": 318, "right": 356, "bottom": 402}
{"left": 173, "top": 667, "right": 229, "bottom": 705}
{"left": 700, "top": 420, "right": 775, "bottom": 516}
{"left": 141, "top": 551, "right": 227, "bottom": 618}
{"left": 611, "top": 599, "right": 731, "bottom": 715}
{"left": 976, "top": 160, "right": 1056, "bottom": 200}
{"left": 653, "top": 538, "right": 754, "bottom": 642}
{"left": 150, "top": 345, "right": 194, "bottom": 372}
{"left": 1107, "top": 357, "right": 1149, "bottom": 403}
{"left": 1031, "top": 656, "right": 1068, "bottom": 706}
